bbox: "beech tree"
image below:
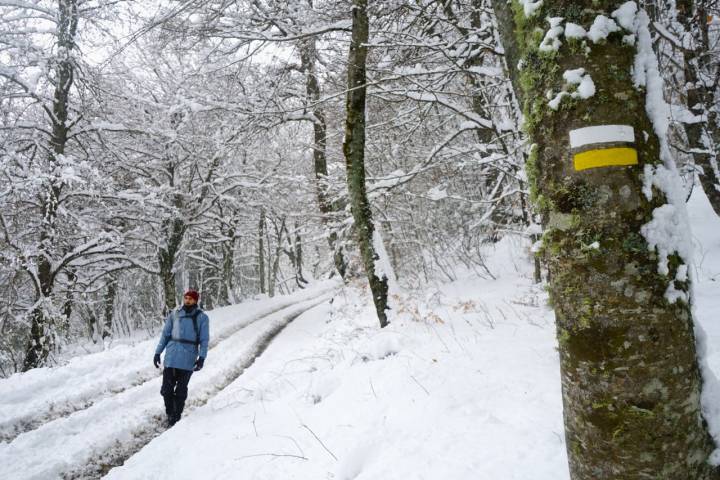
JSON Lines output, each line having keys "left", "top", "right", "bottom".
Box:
{"left": 498, "top": 0, "right": 719, "bottom": 477}
{"left": 343, "top": 0, "right": 391, "bottom": 328}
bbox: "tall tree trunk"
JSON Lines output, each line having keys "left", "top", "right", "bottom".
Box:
{"left": 270, "top": 245, "right": 280, "bottom": 298}
{"left": 23, "top": 0, "right": 79, "bottom": 371}
{"left": 344, "top": 0, "right": 389, "bottom": 328}
{"left": 501, "top": 1, "right": 718, "bottom": 477}
{"left": 258, "top": 207, "right": 266, "bottom": 295}
{"left": 60, "top": 268, "right": 77, "bottom": 336}
{"left": 268, "top": 216, "right": 285, "bottom": 298}
{"left": 102, "top": 275, "right": 117, "bottom": 339}
{"left": 219, "top": 225, "right": 236, "bottom": 305}
{"left": 282, "top": 221, "right": 309, "bottom": 288}
{"left": 675, "top": 0, "right": 720, "bottom": 216}
{"left": 293, "top": 221, "right": 308, "bottom": 286}
{"left": 300, "top": 34, "right": 348, "bottom": 279}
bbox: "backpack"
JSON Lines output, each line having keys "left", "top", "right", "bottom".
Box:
{"left": 171, "top": 309, "right": 202, "bottom": 346}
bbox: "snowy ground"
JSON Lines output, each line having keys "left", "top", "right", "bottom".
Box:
{"left": 0, "top": 189, "right": 718, "bottom": 480}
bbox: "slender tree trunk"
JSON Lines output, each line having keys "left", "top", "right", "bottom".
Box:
{"left": 268, "top": 216, "right": 284, "bottom": 298}
{"left": 258, "top": 207, "right": 266, "bottom": 295}
{"left": 293, "top": 221, "right": 308, "bottom": 286}
{"left": 23, "top": 0, "right": 79, "bottom": 371}
{"left": 283, "top": 221, "right": 309, "bottom": 288}
{"left": 270, "top": 246, "right": 280, "bottom": 298}
{"left": 501, "top": 1, "right": 719, "bottom": 477}
{"left": 300, "top": 35, "right": 348, "bottom": 279}
{"left": 102, "top": 276, "right": 117, "bottom": 339}
{"left": 266, "top": 221, "right": 273, "bottom": 296}
{"left": 344, "top": 0, "right": 389, "bottom": 328}
{"left": 219, "top": 225, "right": 236, "bottom": 305}
{"left": 675, "top": 0, "right": 720, "bottom": 216}
{"left": 60, "top": 268, "right": 76, "bottom": 336}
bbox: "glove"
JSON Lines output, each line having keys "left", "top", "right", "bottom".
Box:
{"left": 194, "top": 357, "right": 205, "bottom": 371}
{"left": 153, "top": 353, "right": 161, "bottom": 369}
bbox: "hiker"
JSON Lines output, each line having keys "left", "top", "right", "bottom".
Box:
{"left": 153, "top": 289, "right": 210, "bottom": 427}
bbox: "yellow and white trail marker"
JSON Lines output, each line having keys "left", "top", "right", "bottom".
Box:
{"left": 569, "top": 125, "right": 637, "bottom": 171}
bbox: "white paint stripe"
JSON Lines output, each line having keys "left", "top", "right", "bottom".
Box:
{"left": 569, "top": 125, "right": 635, "bottom": 148}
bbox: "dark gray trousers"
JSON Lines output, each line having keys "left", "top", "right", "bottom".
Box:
{"left": 160, "top": 367, "right": 193, "bottom": 423}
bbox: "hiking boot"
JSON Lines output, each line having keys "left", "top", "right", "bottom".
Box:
{"left": 166, "top": 415, "right": 176, "bottom": 428}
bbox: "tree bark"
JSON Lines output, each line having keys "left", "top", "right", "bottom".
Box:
{"left": 501, "top": 1, "right": 719, "bottom": 477}
{"left": 102, "top": 276, "right": 117, "bottom": 339}
{"left": 300, "top": 36, "right": 348, "bottom": 279}
{"left": 344, "top": 0, "right": 389, "bottom": 328}
{"left": 220, "top": 225, "right": 236, "bottom": 305}
{"left": 258, "top": 207, "right": 266, "bottom": 295}
{"left": 268, "top": 216, "right": 285, "bottom": 298}
{"left": 293, "top": 221, "right": 308, "bottom": 286}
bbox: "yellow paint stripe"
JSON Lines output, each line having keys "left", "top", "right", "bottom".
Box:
{"left": 573, "top": 147, "right": 638, "bottom": 171}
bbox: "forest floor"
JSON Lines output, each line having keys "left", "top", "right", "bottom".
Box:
{"left": 0, "top": 189, "right": 718, "bottom": 480}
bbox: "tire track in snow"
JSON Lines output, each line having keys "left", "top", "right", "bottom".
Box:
{"left": 0, "top": 285, "right": 336, "bottom": 443}
{"left": 74, "top": 305, "right": 316, "bottom": 480}
{"left": 0, "top": 294, "right": 334, "bottom": 480}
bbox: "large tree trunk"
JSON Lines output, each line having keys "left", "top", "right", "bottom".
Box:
{"left": 343, "top": 0, "right": 389, "bottom": 328}
{"left": 23, "top": 0, "right": 79, "bottom": 371}
{"left": 500, "top": 1, "right": 718, "bottom": 478}
{"left": 300, "top": 35, "right": 348, "bottom": 279}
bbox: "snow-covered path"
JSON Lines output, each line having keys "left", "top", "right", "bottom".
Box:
{"left": 0, "top": 281, "right": 337, "bottom": 443}
{"left": 0, "top": 285, "right": 336, "bottom": 480}
{"left": 105, "top": 273, "right": 567, "bottom": 480}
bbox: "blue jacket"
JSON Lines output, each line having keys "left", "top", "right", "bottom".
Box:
{"left": 155, "top": 306, "right": 210, "bottom": 371}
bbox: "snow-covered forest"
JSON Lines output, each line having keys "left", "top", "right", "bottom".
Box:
{"left": 1, "top": 0, "right": 719, "bottom": 478}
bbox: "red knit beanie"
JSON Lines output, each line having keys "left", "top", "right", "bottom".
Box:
{"left": 184, "top": 289, "right": 199, "bottom": 302}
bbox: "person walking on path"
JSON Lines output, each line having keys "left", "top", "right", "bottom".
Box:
{"left": 153, "top": 289, "right": 210, "bottom": 427}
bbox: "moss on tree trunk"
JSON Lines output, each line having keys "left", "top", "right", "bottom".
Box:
{"left": 507, "top": 0, "right": 719, "bottom": 477}
{"left": 343, "top": 0, "right": 389, "bottom": 328}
